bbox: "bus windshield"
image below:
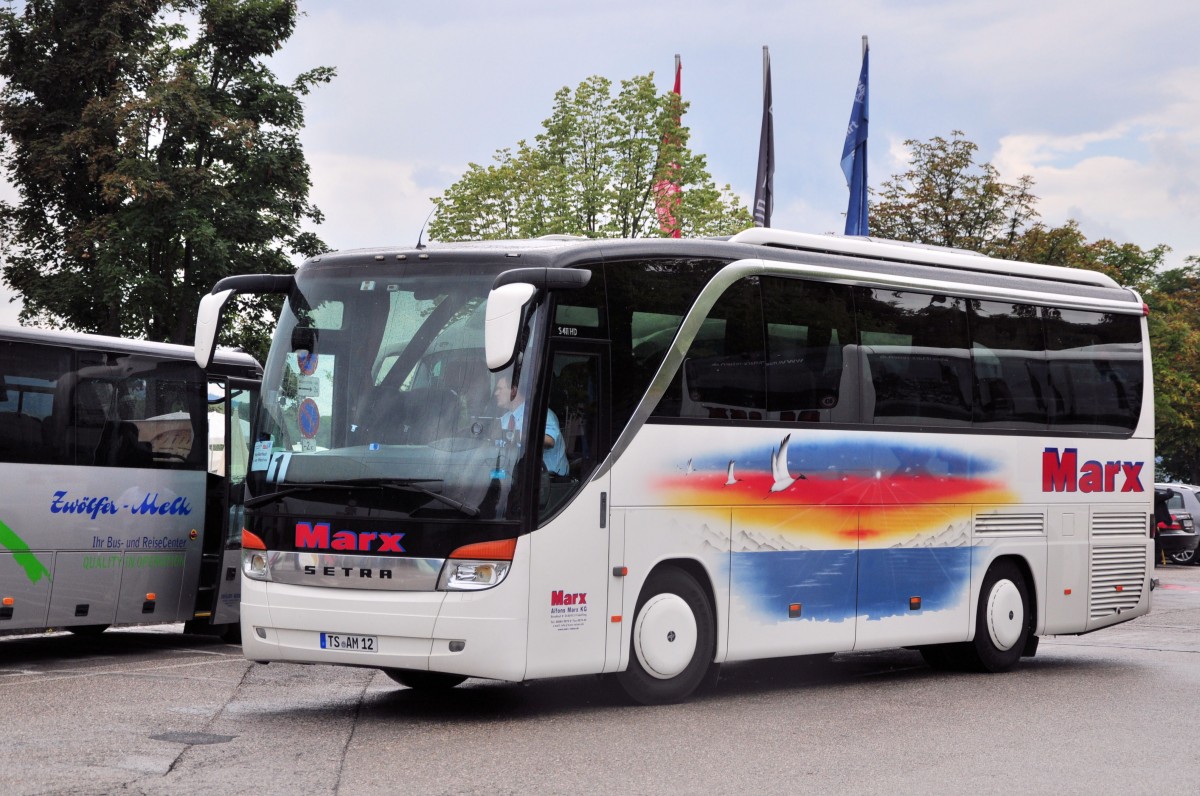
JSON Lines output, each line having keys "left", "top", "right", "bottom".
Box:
{"left": 249, "top": 263, "right": 539, "bottom": 522}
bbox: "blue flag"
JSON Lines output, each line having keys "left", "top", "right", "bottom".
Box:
{"left": 841, "top": 43, "right": 869, "bottom": 236}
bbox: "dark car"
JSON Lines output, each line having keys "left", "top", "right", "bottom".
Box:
{"left": 1154, "top": 483, "right": 1200, "bottom": 564}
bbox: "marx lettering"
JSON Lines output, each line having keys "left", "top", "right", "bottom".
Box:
{"left": 550, "top": 590, "right": 587, "bottom": 606}
{"left": 293, "top": 522, "right": 405, "bottom": 553}
{"left": 1042, "top": 447, "right": 1144, "bottom": 493}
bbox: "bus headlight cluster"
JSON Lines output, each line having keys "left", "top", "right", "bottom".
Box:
{"left": 244, "top": 550, "right": 271, "bottom": 581}
{"left": 437, "top": 538, "right": 517, "bottom": 591}
{"left": 438, "top": 559, "right": 512, "bottom": 591}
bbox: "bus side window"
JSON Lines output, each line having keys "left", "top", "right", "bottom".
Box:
{"left": 762, "top": 277, "right": 856, "bottom": 423}
{"left": 855, "top": 288, "right": 972, "bottom": 426}
{"left": 1043, "top": 308, "right": 1142, "bottom": 433}
{"left": 0, "top": 341, "right": 68, "bottom": 464}
{"left": 970, "top": 300, "right": 1048, "bottom": 429}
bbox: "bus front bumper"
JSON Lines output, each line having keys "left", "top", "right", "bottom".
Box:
{"left": 239, "top": 575, "right": 529, "bottom": 682}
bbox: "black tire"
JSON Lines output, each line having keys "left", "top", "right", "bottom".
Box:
{"left": 617, "top": 566, "right": 715, "bottom": 705}
{"left": 66, "top": 624, "right": 109, "bottom": 637}
{"left": 961, "top": 560, "right": 1032, "bottom": 673}
{"left": 384, "top": 669, "right": 467, "bottom": 691}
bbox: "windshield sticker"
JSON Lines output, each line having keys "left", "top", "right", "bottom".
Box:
{"left": 0, "top": 519, "right": 52, "bottom": 585}
{"left": 251, "top": 439, "right": 272, "bottom": 471}
{"left": 360, "top": 280, "right": 376, "bottom": 291}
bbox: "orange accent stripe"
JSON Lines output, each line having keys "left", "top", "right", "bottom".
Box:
{"left": 242, "top": 529, "right": 267, "bottom": 550}
{"left": 449, "top": 538, "right": 517, "bottom": 561}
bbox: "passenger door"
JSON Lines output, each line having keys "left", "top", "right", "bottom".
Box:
{"left": 524, "top": 345, "right": 613, "bottom": 678}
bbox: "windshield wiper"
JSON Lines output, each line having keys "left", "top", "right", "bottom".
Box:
{"left": 245, "top": 478, "right": 480, "bottom": 518}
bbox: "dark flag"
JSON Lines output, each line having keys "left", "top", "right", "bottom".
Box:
{"left": 753, "top": 46, "right": 774, "bottom": 228}
{"left": 841, "top": 37, "right": 869, "bottom": 236}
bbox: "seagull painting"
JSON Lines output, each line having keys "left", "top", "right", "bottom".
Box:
{"left": 770, "top": 434, "right": 806, "bottom": 493}
{"left": 725, "top": 460, "right": 738, "bottom": 486}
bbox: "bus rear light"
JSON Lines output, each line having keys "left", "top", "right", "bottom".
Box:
{"left": 439, "top": 538, "right": 517, "bottom": 591}
{"left": 242, "top": 529, "right": 267, "bottom": 550}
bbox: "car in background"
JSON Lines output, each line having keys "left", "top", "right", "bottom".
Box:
{"left": 1154, "top": 483, "right": 1200, "bottom": 564}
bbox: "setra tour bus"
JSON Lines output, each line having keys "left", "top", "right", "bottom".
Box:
{"left": 0, "top": 326, "right": 261, "bottom": 639}
{"left": 194, "top": 228, "right": 1153, "bottom": 704}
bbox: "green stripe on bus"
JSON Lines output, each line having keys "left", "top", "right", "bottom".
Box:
{"left": 0, "top": 520, "right": 52, "bottom": 585}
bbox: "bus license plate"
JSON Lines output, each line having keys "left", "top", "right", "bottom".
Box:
{"left": 320, "top": 632, "right": 378, "bottom": 652}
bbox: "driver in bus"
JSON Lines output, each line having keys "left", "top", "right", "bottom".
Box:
{"left": 493, "top": 376, "right": 568, "bottom": 476}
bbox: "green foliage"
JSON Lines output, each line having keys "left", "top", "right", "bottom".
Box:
{"left": 872, "top": 130, "right": 1200, "bottom": 482}
{"left": 429, "top": 74, "right": 751, "bottom": 242}
{"left": 0, "top": 0, "right": 332, "bottom": 359}
{"left": 870, "top": 131, "right": 1039, "bottom": 255}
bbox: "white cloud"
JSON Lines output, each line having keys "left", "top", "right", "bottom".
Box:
{"left": 992, "top": 65, "right": 1200, "bottom": 265}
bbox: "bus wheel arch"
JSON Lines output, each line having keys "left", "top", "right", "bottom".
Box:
{"left": 617, "top": 561, "right": 717, "bottom": 705}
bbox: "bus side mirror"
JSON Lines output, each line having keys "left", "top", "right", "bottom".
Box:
{"left": 194, "top": 273, "right": 294, "bottom": 369}
{"left": 195, "top": 289, "right": 236, "bottom": 369}
{"left": 485, "top": 283, "right": 537, "bottom": 371}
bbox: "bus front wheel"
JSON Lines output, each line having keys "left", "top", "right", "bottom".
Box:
{"left": 617, "top": 566, "right": 715, "bottom": 705}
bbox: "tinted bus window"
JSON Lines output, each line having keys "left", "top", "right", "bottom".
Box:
{"left": 661, "top": 276, "right": 765, "bottom": 420}
{"left": 762, "top": 277, "right": 856, "bottom": 423}
{"left": 0, "top": 341, "right": 71, "bottom": 464}
{"left": 1043, "top": 309, "right": 1142, "bottom": 433}
{"left": 606, "top": 259, "right": 726, "bottom": 433}
{"left": 970, "top": 300, "right": 1049, "bottom": 429}
{"left": 855, "top": 288, "right": 973, "bottom": 426}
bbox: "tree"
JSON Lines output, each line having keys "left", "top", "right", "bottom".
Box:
{"left": 429, "top": 74, "right": 751, "bottom": 242}
{"left": 870, "top": 131, "right": 1039, "bottom": 255}
{"left": 0, "top": 0, "right": 333, "bottom": 360}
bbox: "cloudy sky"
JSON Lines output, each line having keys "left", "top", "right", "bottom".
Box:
{"left": 3, "top": 0, "right": 1199, "bottom": 325}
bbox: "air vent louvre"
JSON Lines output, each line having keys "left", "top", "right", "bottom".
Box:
{"left": 1092, "top": 512, "right": 1148, "bottom": 537}
{"left": 974, "top": 513, "right": 1045, "bottom": 535}
{"left": 1089, "top": 545, "right": 1147, "bottom": 619}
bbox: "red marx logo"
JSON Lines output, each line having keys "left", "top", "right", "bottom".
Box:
{"left": 551, "top": 590, "right": 587, "bottom": 606}
{"left": 1042, "top": 448, "right": 1144, "bottom": 493}
{"left": 295, "top": 522, "right": 405, "bottom": 553}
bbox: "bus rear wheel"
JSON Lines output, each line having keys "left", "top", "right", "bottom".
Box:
{"left": 384, "top": 669, "right": 467, "bottom": 691}
{"left": 963, "top": 560, "right": 1032, "bottom": 673}
{"left": 617, "top": 566, "right": 715, "bottom": 705}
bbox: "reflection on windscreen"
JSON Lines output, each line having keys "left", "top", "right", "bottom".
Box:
{"left": 251, "top": 270, "right": 533, "bottom": 522}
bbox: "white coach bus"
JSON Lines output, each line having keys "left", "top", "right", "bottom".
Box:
{"left": 0, "top": 327, "right": 260, "bottom": 639}
{"left": 195, "top": 229, "right": 1153, "bottom": 703}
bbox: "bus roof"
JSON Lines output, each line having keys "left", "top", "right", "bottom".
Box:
{"left": 0, "top": 324, "right": 261, "bottom": 375}
{"left": 306, "top": 228, "right": 1133, "bottom": 304}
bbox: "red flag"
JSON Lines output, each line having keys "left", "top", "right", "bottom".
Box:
{"left": 654, "top": 55, "right": 683, "bottom": 238}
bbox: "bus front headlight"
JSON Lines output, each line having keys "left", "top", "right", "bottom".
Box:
{"left": 438, "top": 538, "right": 517, "bottom": 591}
{"left": 242, "top": 530, "right": 271, "bottom": 581}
